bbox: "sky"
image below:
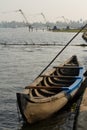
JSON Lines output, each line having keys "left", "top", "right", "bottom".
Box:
{"left": 0, "top": 0, "right": 87, "bottom": 23}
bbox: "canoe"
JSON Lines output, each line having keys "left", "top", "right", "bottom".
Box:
{"left": 16, "top": 55, "right": 84, "bottom": 124}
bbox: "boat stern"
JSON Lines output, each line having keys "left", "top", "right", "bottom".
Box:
{"left": 16, "top": 93, "right": 29, "bottom": 122}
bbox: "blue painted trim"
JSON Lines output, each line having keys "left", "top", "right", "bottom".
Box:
{"left": 62, "top": 67, "right": 84, "bottom": 93}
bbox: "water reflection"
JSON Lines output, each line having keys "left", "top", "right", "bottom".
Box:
{"left": 19, "top": 110, "right": 70, "bottom": 130}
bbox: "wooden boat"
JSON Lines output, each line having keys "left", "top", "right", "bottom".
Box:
{"left": 16, "top": 55, "right": 84, "bottom": 124}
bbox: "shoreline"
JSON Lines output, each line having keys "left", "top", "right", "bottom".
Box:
{"left": 48, "top": 29, "right": 86, "bottom": 33}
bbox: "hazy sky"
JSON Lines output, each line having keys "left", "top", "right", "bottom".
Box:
{"left": 0, "top": 0, "right": 87, "bottom": 22}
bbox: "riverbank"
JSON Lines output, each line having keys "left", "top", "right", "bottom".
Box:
{"left": 75, "top": 78, "right": 87, "bottom": 130}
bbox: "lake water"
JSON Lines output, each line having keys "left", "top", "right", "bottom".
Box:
{"left": 0, "top": 28, "right": 87, "bottom": 130}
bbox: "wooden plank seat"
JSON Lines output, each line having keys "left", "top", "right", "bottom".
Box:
{"left": 40, "top": 75, "right": 81, "bottom": 79}
{"left": 25, "top": 85, "right": 69, "bottom": 90}
{"left": 53, "top": 66, "right": 83, "bottom": 69}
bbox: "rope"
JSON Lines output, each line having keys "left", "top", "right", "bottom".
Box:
{"left": 36, "top": 23, "right": 87, "bottom": 78}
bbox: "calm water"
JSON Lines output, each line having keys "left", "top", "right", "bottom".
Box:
{"left": 0, "top": 28, "right": 87, "bottom": 130}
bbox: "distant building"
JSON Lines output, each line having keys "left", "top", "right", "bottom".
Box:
{"left": 52, "top": 25, "right": 60, "bottom": 31}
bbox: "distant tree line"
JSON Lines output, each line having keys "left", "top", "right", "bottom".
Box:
{"left": 0, "top": 21, "right": 25, "bottom": 28}
{"left": 0, "top": 20, "right": 87, "bottom": 29}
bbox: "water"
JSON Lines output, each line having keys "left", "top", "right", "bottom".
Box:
{"left": 0, "top": 28, "right": 87, "bottom": 130}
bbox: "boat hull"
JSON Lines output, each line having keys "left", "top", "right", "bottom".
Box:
{"left": 16, "top": 55, "right": 84, "bottom": 124}
{"left": 17, "top": 88, "right": 80, "bottom": 123}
